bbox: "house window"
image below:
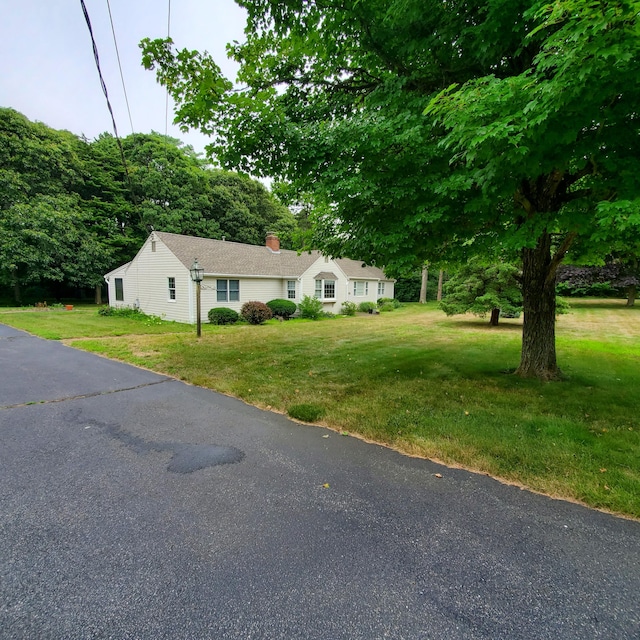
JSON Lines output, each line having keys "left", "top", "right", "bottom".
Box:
{"left": 287, "top": 280, "right": 296, "bottom": 299}
{"left": 378, "top": 282, "right": 385, "bottom": 296}
{"left": 217, "top": 279, "right": 240, "bottom": 302}
{"left": 315, "top": 279, "right": 335, "bottom": 300}
{"left": 115, "top": 278, "right": 124, "bottom": 301}
{"left": 353, "top": 281, "right": 369, "bottom": 296}
{"left": 168, "top": 277, "right": 176, "bottom": 301}
{"left": 151, "top": 241, "right": 156, "bottom": 252}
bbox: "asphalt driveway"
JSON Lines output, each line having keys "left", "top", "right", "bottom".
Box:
{"left": 1, "top": 324, "right": 638, "bottom": 639}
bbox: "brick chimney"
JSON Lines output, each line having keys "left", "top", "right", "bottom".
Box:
{"left": 266, "top": 232, "right": 280, "bottom": 253}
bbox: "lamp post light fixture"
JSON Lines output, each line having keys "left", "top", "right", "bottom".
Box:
{"left": 190, "top": 258, "right": 204, "bottom": 337}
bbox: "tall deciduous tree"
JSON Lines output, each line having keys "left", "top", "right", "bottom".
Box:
{"left": 0, "top": 108, "right": 113, "bottom": 302}
{"left": 141, "top": 0, "right": 640, "bottom": 380}
{"left": 0, "top": 110, "right": 299, "bottom": 302}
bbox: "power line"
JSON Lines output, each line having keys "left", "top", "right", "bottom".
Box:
{"left": 79, "top": 0, "right": 139, "bottom": 215}
{"left": 106, "top": 0, "right": 134, "bottom": 134}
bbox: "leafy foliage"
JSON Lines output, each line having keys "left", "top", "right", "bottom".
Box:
{"left": 297, "top": 294, "right": 323, "bottom": 319}
{"left": 341, "top": 301, "right": 357, "bottom": 316}
{"left": 440, "top": 261, "right": 522, "bottom": 324}
{"left": 98, "top": 306, "right": 142, "bottom": 317}
{"left": 357, "top": 302, "right": 376, "bottom": 313}
{"left": 0, "top": 108, "right": 300, "bottom": 304}
{"left": 377, "top": 298, "right": 401, "bottom": 309}
{"left": 557, "top": 263, "right": 639, "bottom": 299}
{"left": 240, "top": 301, "right": 273, "bottom": 325}
{"left": 208, "top": 307, "right": 239, "bottom": 325}
{"left": 140, "top": 0, "right": 640, "bottom": 379}
{"left": 97, "top": 306, "right": 164, "bottom": 325}
{"left": 266, "top": 298, "right": 297, "bottom": 318}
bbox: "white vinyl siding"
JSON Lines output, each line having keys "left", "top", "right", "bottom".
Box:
{"left": 109, "top": 235, "right": 191, "bottom": 322}
{"left": 199, "top": 277, "right": 283, "bottom": 315}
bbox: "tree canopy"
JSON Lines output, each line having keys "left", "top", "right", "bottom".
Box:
{"left": 0, "top": 108, "right": 298, "bottom": 304}
{"left": 141, "top": 0, "right": 640, "bottom": 379}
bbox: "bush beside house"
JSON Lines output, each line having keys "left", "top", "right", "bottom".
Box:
{"left": 241, "top": 301, "right": 273, "bottom": 325}
{"left": 208, "top": 307, "right": 239, "bottom": 325}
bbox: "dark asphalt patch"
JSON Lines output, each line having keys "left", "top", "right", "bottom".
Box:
{"left": 105, "top": 424, "right": 245, "bottom": 473}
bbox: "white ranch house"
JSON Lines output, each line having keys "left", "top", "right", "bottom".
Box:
{"left": 104, "top": 231, "right": 394, "bottom": 324}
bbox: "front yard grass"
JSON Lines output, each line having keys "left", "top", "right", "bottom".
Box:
{"left": 2, "top": 300, "right": 638, "bottom": 518}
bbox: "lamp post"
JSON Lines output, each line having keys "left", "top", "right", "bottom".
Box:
{"left": 190, "top": 258, "right": 204, "bottom": 337}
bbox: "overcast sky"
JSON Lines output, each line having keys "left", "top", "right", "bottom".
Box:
{"left": 0, "top": 0, "right": 246, "bottom": 155}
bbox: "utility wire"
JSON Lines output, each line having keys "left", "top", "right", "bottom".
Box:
{"left": 106, "top": 0, "right": 134, "bottom": 134}
{"left": 79, "top": 0, "right": 139, "bottom": 214}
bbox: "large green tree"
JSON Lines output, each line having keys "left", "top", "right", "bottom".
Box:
{"left": 0, "top": 110, "right": 299, "bottom": 303}
{"left": 91, "top": 132, "right": 297, "bottom": 249}
{"left": 141, "top": 0, "right": 640, "bottom": 380}
{"left": 0, "top": 108, "right": 113, "bottom": 302}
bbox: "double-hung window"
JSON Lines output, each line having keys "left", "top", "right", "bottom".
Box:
{"left": 287, "top": 280, "right": 296, "bottom": 300}
{"left": 168, "top": 277, "right": 176, "bottom": 301}
{"left": 324, "top": 280, "right": 335, "bottom": 299}
{"left": 115, "top": 278, "right": 124, "bottom": 301}
{"left": 314, "top": 279, "right": 336, "bottom": 300}
{"left": 217, "top": 279, "right": 240, "bottom": 302}
{"left": 377, "top": 282, "right": 385, "bottom": 296}
{"left": 353, "top": 281, "right": 369, "bottom": 296}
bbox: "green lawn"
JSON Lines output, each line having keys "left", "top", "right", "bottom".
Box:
{"left": 0, "top": 306, "right": 194, "bottom": 339}
{"left": 2, "top": 300, "right": 638, "bottom": 518}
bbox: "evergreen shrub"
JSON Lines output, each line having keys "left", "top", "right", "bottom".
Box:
{"left": 266, "top": 298, "right": 297, "bottom": 318}
{"left": 208, "top": 307, "right": 239, "bottom": 325}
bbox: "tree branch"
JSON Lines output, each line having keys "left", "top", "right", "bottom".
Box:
{"left": 546, "top": 231, "right": 577, "bottom": 286}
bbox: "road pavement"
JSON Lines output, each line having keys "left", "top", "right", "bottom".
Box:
{"left": 1, "top": 324, "right": 639, "bottom": 639}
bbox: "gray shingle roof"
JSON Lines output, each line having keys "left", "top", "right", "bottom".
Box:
{"left": 334, "top": 257, "right": 390, "bottom": 280}
{"left": 314, "top": 271, "right": 339, "bottom": 280}
{"left": 155, "top": 231, "right": 390, "bottom": 280}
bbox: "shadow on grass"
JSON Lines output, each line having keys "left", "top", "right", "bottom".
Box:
{"left": 444, "top": 319, "right": 523, "bottom": 332}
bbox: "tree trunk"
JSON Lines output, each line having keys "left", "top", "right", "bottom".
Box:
{"left": 12, "top": 268, "right": 21, "bottom": 305}
{"left": 419, "top": 264, "right": 428, "bottom": 303}
{"left": 437, "top": 270, "right": 444, "bottom": 302}
{"left": 95, "top": 284, "right": 103, "bottom": 305}
{"left": 489, "top": 308, "right": 500, "bottom": 326}
{"left": 515, "top": 232, "right": 561, "bottom": 380}
{"left": 626, "top": 284, "right": 636, "bottom": 307}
